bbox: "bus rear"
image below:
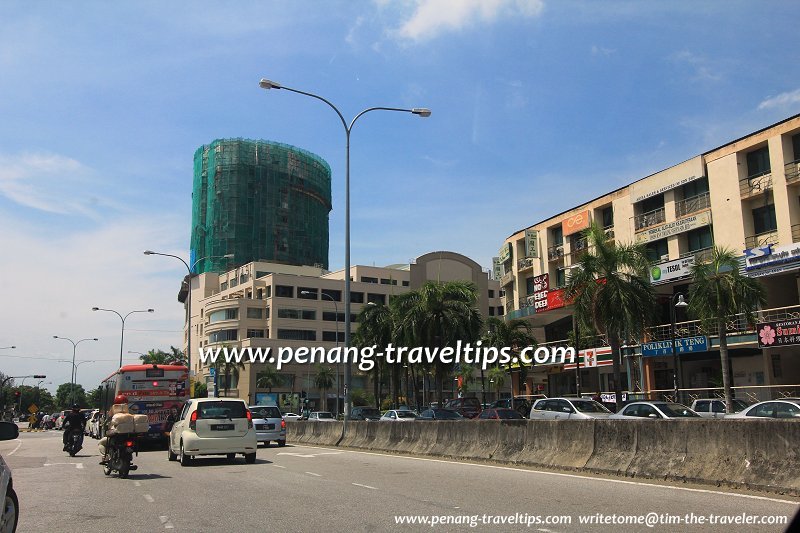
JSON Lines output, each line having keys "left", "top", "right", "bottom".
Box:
{"left": 115, "top": 364, "right": 189, "bottom": 442}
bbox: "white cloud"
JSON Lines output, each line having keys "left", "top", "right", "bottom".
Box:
{"left": 668, "top": 50, "right": 721, "bottom": 82}
{"left": 758, "top": 88, "right": 800, "bottom": 111}
{"left": 388, "top": 0, "right": 544, "bottom": 43}
{"left": 591, "top": 45, "right": 616, "bottom": 57}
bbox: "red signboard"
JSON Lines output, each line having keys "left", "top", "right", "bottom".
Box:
{"left": 562, "top": 210, "right": 590, "bottom": 236}
{"left": 547, "top": 288, "right": 566, "bottom": 310}
{"left": 532, "top": 274, "right": 549, "bottom": 311}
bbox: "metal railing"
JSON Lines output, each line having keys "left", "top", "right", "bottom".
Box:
{"left": 785, "top": 159, "right": 800, "bottom": 184}
{"left": 517, "top": 257, "right": 534, "bottom": 271}
{"left": 744, "top": 230, "right": 779, "bottom": 250}
{"left": 603, "top": 225, "right": 615, "bottom": 240}
{"left": 740, "top": 172, "right": 772, "bottom": 198}
{"left": 547, "top": 244, "right": 564, "bottom": 261}
{"left": 793, "top": 223, "right": 800, "bottom": 244}
{"left": 642, "top": 385, "right": 800, "bottom": 405}
{"left": 675, "top": 192, "right": 710, "bottom": 218}
{"left": 518, "top": 295, "right": 536, "bottom": 309}
{"left": 634, "top": 207, "right": 666, "bottom": 231}
{"left": 679, "top": 247, "right": 713, "bottom": 264}
{"left": 500, "top": 270, "right": 514, "bottom": 287}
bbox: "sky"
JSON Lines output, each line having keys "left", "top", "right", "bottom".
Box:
{"left": 2, "top": 0, "right": 800, "bottom": 395}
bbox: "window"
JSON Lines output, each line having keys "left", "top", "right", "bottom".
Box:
{"left": 775, "top": 403, "right": 800, "bottom": 419}
{"left": 752, "top": 204, "right": 777, "bottom": 235}
{"left": 551, "top": 226, "right": 563, "bottom": 246}
{"left": 255, "top": 271, "right": 271, "bottom": 279}
{"left": 264, "top": 286, "right": 272, "bottom": 298}
{"left": 367, "top": 293, "right": 386, "bottom": 305}
{"left": 322, "top": 331, "right": 345, "bottom": 342}
{"left": 220, "top": 281, "right": 228, "bottom": 291}
{"left": 298, "top": 288, "right": 317, "bottom": 300}
{"left": 497, "top": 306, "right": 504, "bottom": 316}
{"left": 209, "top": 329, "right": 238, "bottom": 343}
{"left": 321, "top": 289, "right": 341, "bottom": 302}
{"left": 526, "top": 277, "right": 536, "bottom": 295}
{"left": 322, "top": 311, "right": 345, "bottom": 322}
{"left": 488, "top": 289, "right": 495, "bottom": 298}
{"left": 555, "top": 268, "right": 566, "bottom": 288}
{"left": 208, "top": 308, "right": 238, "bottom": 323}
{"left": 380, "top": 278, "right": 397, "bottom": 285}
{"left": 687, "top": 227, "right": 713, "bottom": 252}
{"left": 402, "top": 281, "right": 409, "bottom": 287}
{"left": 682, "top": 177, "right": 709, "bottom": 199}
{"left": 246, "top": 308, "right": 263, "bottom": 319}
{"left": 246, "top": 329, "right": 265, "bottom": 338}
{"left": 488, "top": 307, "right": 495, "bottom": 316}
{"left": 361, "top": 276, "right": 378, "bottom": 284}
{"left": 693, "top": 401, "right": 709, "bottom": 413}
{"left": 256, "top": 288, "right": 263, "bottom": 299}
{"left": 275, "top": 285, "right": 294, "bottom": 298}
{"left": 772, "top": 353, "right": 782, "bottom": 378}
{"left": 277, "top": 329, "right": 316, "bottom": 341}
{"left": 746, "top": 146, "right": 771, "bottom": 178}
{"left": 645, "top": 239, "right": 669, "bottom": 262}
{"left": 240, "top": 274, "right": 248, "bottom": 284}
{"left": 793, "top": 133, "right": 800, "bottom": 162}
{"left": 277, "top": 309, "right": 316, "bottom": 320}
{"left": 601, "top": 206, "right": 614, "bottom": 228}
{"left": 350, "top": 292, "right": 364, "bottom": 303}
{"left": 229, "top": 277, "right": 238, "bottom": 288}
{"left": 747, "top": 403, "right": 776, "bottom": 417}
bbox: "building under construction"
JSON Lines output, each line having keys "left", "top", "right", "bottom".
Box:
{"left": 191, "top": 139, "right": 332, "bottom": 274}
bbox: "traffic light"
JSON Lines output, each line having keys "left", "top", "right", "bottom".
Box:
{"left": 13, "top": 391, "right": 20, "bottom": 399}
{"left": 33, "top": 375, "right": 46, "bottom": 379}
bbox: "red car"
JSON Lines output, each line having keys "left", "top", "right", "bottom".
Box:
{"left": 443, "top": 398, "right": 482, "bottom": 419}
{"left": 476, "top": 408, "right": 524, "bottom": 420}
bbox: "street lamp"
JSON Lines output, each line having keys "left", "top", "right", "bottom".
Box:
{"left": 302, "top": 290, "right": 340, "bottom": 416}
{"left": 92, "top": 307, "right": 154, "bottom": 368}
{"left": 670, "top": 293, "right": 689, "bottom": 403}
{"left": 143, "top": 251, "right": 233, "bottom": 386}
{"left": 0, "top": 346, "right": 15, "bottom": 350}
{"left": 53, "top": 336, "right": 98, "bottom": 405}
{"left": 259, "top": 77, "right": 430, "bottom": 422}
{"left": 73, "top": 361, "right": 96, "bottom": 394}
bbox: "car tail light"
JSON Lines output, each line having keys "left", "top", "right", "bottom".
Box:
{"left": 246, "top": 410, "right": 253, "bottom": 429}
{"left": 280, "top": 419, "right": 286, "bottom": 429}
{"left": 189, "top": 410, "right": 197, "bottom": 430}
{"left": 125, "top": 440, "right": 135, "bottom": 448}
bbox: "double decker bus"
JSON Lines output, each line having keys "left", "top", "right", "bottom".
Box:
{"left": 100, "top": 364, "right": 189, "bottom": 443}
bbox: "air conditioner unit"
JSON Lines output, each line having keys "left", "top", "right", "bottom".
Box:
{"left": 660, "top": 254, "right": 670, "bottom": 261}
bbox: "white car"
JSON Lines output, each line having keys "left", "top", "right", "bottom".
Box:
{"left": 690, "top": 398, "right": 749, "bottom": 418}
{"left": 0, "top": 421, "right": 19, "bottom": 532}
{"left": 282, "top": 413, "right": 302, "bottom": 422}
{"left": 609, "top": 401, "right": 701, "bottom": 420}
{"left": 87, "top": 410, "right": 102, "bottom": 438}
{"left": 529, "top": 398, "right": 612, "bottom": 420}
{"left": 725, "top": 399, "right": 800, "bottom": 419}
{"left": 380, "top": 410, "right": 418, "bottom": 421}
{"left": 307, "top": 411, "right": 336, "bottom": 422}
{"left": 167, "top": 398, "right": 258, "bottom": 466}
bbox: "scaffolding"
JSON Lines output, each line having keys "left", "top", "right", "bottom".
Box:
{"left": 191, "top": 138, "right": 332, "bottom": 273}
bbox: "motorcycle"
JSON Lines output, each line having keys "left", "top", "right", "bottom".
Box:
{"left": 65, "top": 427, "right": 83, "bottom": 457}
{"left": 101, "top": 434, "right": 138, "bottom": 478}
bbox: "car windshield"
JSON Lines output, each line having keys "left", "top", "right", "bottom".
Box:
{"left": 731, "top": 399, "right": 749, "bottom": 412}
{"left": 434, "top": 409, "right": 463, "bottom": 419}
{"left": 572, "top": 400, "right": 610, "bottom": 413}
{"left": 316, "top": 412, "right": 334, "bottom": 419}
{"left": 396, "top": 411, "right": 417, "bottom": 418}
{"left": 197, "top": 401, "right": 247, "bottom": 419}
{"left": 659, "top": 403, "right": 699, "bottom": 418}
{"left": 250, "top": 406, "right": 281, "bottom": 419}
{"left": 497, "top": 409, "right": 523, "bottom": 420}
{"left": 359, "top": 409, "right": 380, "bottom": 416}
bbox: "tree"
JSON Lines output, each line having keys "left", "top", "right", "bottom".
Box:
{"left": 140, "top": 346, "right": 187, "bottom": 366}
{"left": 87, "top": 386, "right": 103, "bottom": 409}
{"left": 565, "top": 222, "right": 656, "bottom": 411}
{"left": 354, "top": 302, "right": 395, "bottom": 408}
{"left": 256, "top": 365, "right": 281, "bottom": 393}
{"left": 55, "top": 383, "right": 87, "bottom": 409}
{"left": 314, "top": 365, "right": 335, "bottom": 411}
{"left": 192, "top": 381, "right": 208, "bottom": 398}
{"left": 483, "top": 317, "right": 536, "bottom": 397}
{"left": 455, "top": 364, "right": 475, "bottom": 396}
{"left": 211, "top": 355, "right": 245, "bottom": 398}
{"left": 487, "top": 366, "right": 506, "bottom": 399}
{"left": 687, "top": 247, "right": 766, "bottom": 413}
{"left": 393, "top": 281, "right": 482, "bottom": 406}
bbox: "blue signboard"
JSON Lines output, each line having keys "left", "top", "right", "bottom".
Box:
{"left": 641, "top": 336, "right": 708, "bottom": 357}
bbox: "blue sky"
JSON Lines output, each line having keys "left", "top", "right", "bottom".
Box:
{"left": 2, "top": 0, "right": 800, "bottom": 392}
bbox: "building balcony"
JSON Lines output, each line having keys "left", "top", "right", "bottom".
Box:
{"left": 603, "top": 225, "right": 615, "bottom": 241}
{"left": 675, "top": 192, "right": 711, "bottom": 218}
{"left": 547, "top": 244, "right": 564, "bottom": 262}
{"left": 517, "top": 257, "right": 535, "bottom": 272}
{"left": 518, "top": 295, "right": 536, "bottom": 309}
{"left": 793, "top": 224, "right": 800, "bottom": 244}
{"left": 500, "top": 270, "right": 514, "bottom": 287}
{"left": 744, "top": 230, "right": 779, "bottom": 250}
{"left": 740, "top": 171, "right": 772, "bottom": 199}
{"left": 679, "top": 247, "right": 713, "bottom": 264}
{"left": 634, "top": 207, "right": 666, "bottom": 231}
{"left": 786, "top": 160, "right": 800, "bottom": 185}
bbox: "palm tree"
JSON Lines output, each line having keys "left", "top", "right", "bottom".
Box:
{"left": 687, "top": 247, "right": 765, "bottom": 413}
{"left": 354, "top": 302, "right": 395, "bottom": 408}
{"left": 483, "top": 317, "right": 536, "bottom": 398}
{"left": 487, "top": 366, "right": 506, "bottom": 400}
{"left": 256, "top": 365, "right": 281, "bottom": 393}
{"left": 455, "top": 363, "right": 475, "bottom": 396}
{"left": 139, "top": 346, "right": 186, "bottom": 366}
{"left": 314, "top": 365, "right": 335, "bottom": 412}
{"left": 210, "top": 344, "right": 245, "bottom": 397}
{"left": 565, "top": 222, "right": 655, "bottom": 411}
{"left": 393, "top": 281, "right": 482, "bottom": 406}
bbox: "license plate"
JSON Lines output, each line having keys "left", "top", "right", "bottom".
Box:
{"left": 256, "top": 424, "right": 267, "bottom": 430}
{"left": 210, "top": 424, "right": 234, "bottom": 431}
{"left": 267, "top": 423, "right": 275, "bottom": 430}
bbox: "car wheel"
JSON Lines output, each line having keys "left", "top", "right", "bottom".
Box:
{"left": 277, "top": 440, "right": 286, "bottom": 447}
{"left": 262, "top": 441, "right": 269, "bottom": 447}
{"left": 1, "top": 486, "right": 18, "bottom": 533}
{"left": 167, "top": 445, "right": 177, "bottom": 462}
{"left": 245, "top": 453, "right": 256, "bottom": 464}
{"left": 179, "top": 442, "right": 192, "bottom": 467}
{"left": 226, "top": 453, "right": 236, "bottom": 463}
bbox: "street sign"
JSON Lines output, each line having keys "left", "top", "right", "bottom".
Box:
{"left": 28, "top": 403, "right": 38, "bottom": 414}
{"left": 641, "top": 336, "right": 708, "bottom": 357}
{"left": 209, "top": 368, "right": 216, "bottom": 377}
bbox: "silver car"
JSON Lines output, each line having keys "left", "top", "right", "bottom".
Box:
{"left": 308, "top": 411, "right": 336, "bottom": 422}
{"left": 529, "top": 398, "right": 611, "bottom": 420}
{"left": 690, "top": 398, "right": 749, "bottom": 418}
{"left": 609, "top": 401, "right": 700, "bottom": 419}
{"left": 248, "top": 405, "right": 286, "bottom": 447}
{"left": 0, "top": 421, "right": 19, "bottom": 532}
{"left": 725, "top": 399, "right": 800, "bottom": 419}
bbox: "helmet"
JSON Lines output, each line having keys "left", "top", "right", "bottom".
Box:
{"left": 71, "top": 404, "right": 80, "bottom": 411}
{"left": 113, "top": 394, "right": 127, "bottom": 405}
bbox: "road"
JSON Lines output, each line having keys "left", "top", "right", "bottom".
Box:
{"left": 2, "top": 429, "right": 798, "bottom": 532}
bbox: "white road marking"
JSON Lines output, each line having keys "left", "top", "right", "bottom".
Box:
{"left": 352, "top": 483, "right": 378, "bottom": 490}
{"left": 43, "top": 462, "right": 83, "bottom": 469}
{"left": 294, "top": 445, "right": 800, "bottom": 506}
{"left": 8, "top": 440, "right": 22, "bottom": 456}
{"left": 304, "top": 471, "right": 322, "bottom": 477}
{"left": 272, "top": 464, "right": 286, "bottom": 469}
{"left": 277, "top": 451, "right": 343, "bottom": 458}
{"left": 144, "top": 494, "right": 155, "bottom": 503}
{"left": 159, "top": 516, "right": 175, "bottom": 529}
{"left": 134, "top": 481, "right": 142, "bottom": 487}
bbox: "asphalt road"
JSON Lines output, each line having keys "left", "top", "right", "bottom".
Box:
{"left": 2, "top": 429, "right": 798, "bottom": 532}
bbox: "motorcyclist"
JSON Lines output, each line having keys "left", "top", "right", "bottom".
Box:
{"left": 62, "top": 404, "right": 85, "bottom": 451}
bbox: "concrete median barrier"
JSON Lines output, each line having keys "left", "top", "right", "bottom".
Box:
{"left": 288, "top": 418, "right": 800, "bottom": 495}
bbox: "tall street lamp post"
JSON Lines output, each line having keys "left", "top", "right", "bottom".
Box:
{"left": 143, "top": 251, "right": 233, "bottom": 389}
{"left": 259, "top": 77, "right": 430, "bottom": 423}
{"left": 302, "top": 290, "right": 340, "bottom": 416}
{"left": 670, "top": 293, "right": 689, "bottom": 403}
{"left": 92, "top": 307, "right": 154, "bottom": 368}
{"left": 53, "top": 336, "right": 98, "bottom": 404}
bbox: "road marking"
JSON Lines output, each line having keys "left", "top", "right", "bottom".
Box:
{"left": 144, "top": 494, "right": 154, "bottom": 503}
{"left": 352, "top": 483, "right": 378, "bottom": 490}
{"left": 134, "top": 481, "right": 142, "bottom": 487}
{"left": 43, "top": 462, "right": 83, "bottom": 469}
{"left": 8, "top": 440, "right": 22, "bottom": 456}
{"left": 159, "top": 516, "right": 174, "bottom": 529}
{"left": 272, "top": 464, "right": 286, "bottom": 469}
{"left": 304, "top": 471, "right": 322, "bottom": 477}
{"left": 277, "top": 451, "right": 343, "bottom": 458}
{"left": 294, "top": 445, "right": 800, "bottom": 506}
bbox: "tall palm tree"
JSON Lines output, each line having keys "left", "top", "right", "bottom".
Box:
{"left": 455, "top": 363, "right": 475, "bottom": 396}
{"left": 687, "top": 247, "right": 766, "bottom": 413}
{"left": 354, "top": 302, "right": 395, "bottom": 408}
{"left": 314, "top": 365, "right": 335, "bottom": 412}
{"left": 210, "top": 344, "right": 245, "bottom": 397}
{"left": 256, "top": 365, "right": 281, "bottom": 393}
{"left": 393, "top": 281, "right": 482, "bottom": 406}
{"left": 565, "top": 222, "right": 655, "bottom": 411}
{"left": 487, "top": 366, "right": 506, "bottom": 400}
{"left": 483, "top": 317, "right": 536, "bottom": 397}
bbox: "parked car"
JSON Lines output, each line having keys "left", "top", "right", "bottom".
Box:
{"left": 476, "top": 408, "right": 524, "bottom": 420}
{"left": 491, "top": 395, "right": 546, "bottom": 417}
{"left": 380, "top": 410, "right": 418, "bottom": 422}
{"left": 282, "top": 412, "right": 302, "bottom": 422}
{"left": 0, "top": 421, "right": 19, "bottom": 532}
{"left": 725, "top": 399, "right": 800, "bottom": 419}
{"left": 609, "top": 401, "right": 700, "bottom": 420}
{"left": 248, "top": 405, "right": 286, "bottom": 447}
{"left": 350, "top": 407, "right": 381, "bottom": 421}
{"left": 443, "top": 397, "right": 482, "bottom": 419}
{"left": 690, "top": 398, "right": 749, "bottom": 418}
{"left": 307, "top": 411, "right": 336, "bottom": 422}
{"left": 529, "top": 398, "right": 612, "bottom": 420}
{"left": 167, "top": 398, "right": 258, "bottom": 465}
{"left": 417, "top": 409, "right": 464, "bottom": 421}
